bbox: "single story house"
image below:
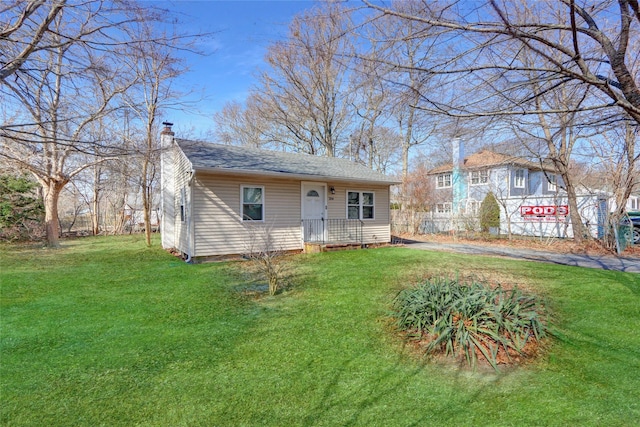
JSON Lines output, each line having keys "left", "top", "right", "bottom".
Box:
{"left": 159, "top": 124, "right": 399, "bottom": 261}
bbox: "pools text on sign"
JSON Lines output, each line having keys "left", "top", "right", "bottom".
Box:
{"left": 520, "top": 205, "right": 569, "bottom": 217}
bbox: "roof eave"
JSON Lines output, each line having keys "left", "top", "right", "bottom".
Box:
{"left": 428, "top": 162, "right": 553, "bottom": 174}
{"left": 192, "top": 165, "right": 401, "bottom": 185}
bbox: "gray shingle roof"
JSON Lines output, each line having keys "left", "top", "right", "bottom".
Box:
{"left": 176, "top": 139, "right": 399, "bottom": 184}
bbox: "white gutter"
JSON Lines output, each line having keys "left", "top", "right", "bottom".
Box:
{"left": 192, "top": 165, "right": 402, "bottom": 185}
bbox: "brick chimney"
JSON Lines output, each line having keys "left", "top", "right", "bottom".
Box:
{"left": 160, "top": 121, "right": 174, "bottom": 148}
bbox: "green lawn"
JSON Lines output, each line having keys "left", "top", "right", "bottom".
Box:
{"left": 1, "top": 236, "right": 639, "bottom": 426}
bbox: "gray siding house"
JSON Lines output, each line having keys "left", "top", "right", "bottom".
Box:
{"left": 160, "top": 125, "right": 399, "bottom": 260}
{"left": 423, "top": 142, "right": 596, "bottom": 238}
{"left": 429, "top": 148, "right": 562, "bottom": 217}
{"left": 427, "top": 146, "right": 640, "bottom": 240}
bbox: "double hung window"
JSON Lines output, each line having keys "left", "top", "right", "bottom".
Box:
{"left": 241, "top": 186, "right": 264, "bottom": 221}
{"left": 467, "top": 200, "right": 479, "bottom": 215}
{"left": 470, "top": 170, "right": 488, "bottom": 185}
{"left": 347, "top": 191, "right": 374, "bottom": 220}
{"left": 180, "top": 187, "right": 186, "bottom": 222}
{"left": 437, "top": 173, "right": 452, "bottom": 188}
{"left": 514, "top": 169, "right": 526, "bottom": 189}
{"left": 436, "top": 203, "right": 452, "bottom": 214}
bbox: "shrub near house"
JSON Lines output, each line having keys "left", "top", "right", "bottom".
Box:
{"left": 480, "top": 192, "right": 500, "bottom": 233}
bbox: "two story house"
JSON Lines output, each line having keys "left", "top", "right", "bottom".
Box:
{"left": 428, "top": 149, "right": 562, "bottom": 217}
{"left": 425, "top": 140, "right": 638, "bottom": 240}
{"left": 425, "top": 140, "right": 587, "bottom": 238}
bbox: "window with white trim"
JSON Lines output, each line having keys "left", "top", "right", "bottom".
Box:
{"left": 347, "top": 191, "right": 374, "bottom": 220}
{"left": 514, "top": 169, "right": 526, "bottom": 189}
{"left": 436, "top": 173, "right": 452, "bottom": 188}
{"left": 547, "top": 175, "right": 557, "bottom": 192}
{"left": 470, "top": 170, "right": 488, "bottom": 185}
{"left": 436, "top": 203, "right": 452, "bottom": 214}
{"left": 467, "top": 200, "right": 479, "bottom": 215}
{"left": 241, "top": 186, "right": 264, "bottom": 221}
{"left": 180, "top": 187, "right": 186, "bottom": 222}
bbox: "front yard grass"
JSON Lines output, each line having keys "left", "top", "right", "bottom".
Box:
{"left": 1, "top": 236, "right": 639, "bottom": 426}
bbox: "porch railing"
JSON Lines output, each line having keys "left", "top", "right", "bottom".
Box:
{"left": 301, "top": 218, "right": 363, "bottom": 244}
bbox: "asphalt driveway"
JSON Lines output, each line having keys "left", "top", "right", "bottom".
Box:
{"left": 401, "top": 240, "right": 640, "bottom": 273}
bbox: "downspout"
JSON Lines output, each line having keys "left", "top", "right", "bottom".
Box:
{"left": 185, "top": 169, "right": 195, "bottom": 263}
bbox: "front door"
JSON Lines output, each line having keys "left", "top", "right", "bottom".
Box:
{"left": 302, "top": 183, "right": 326, "bottom": 242}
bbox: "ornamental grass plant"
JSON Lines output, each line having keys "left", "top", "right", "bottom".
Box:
{"left": 393, "top": 277, "right": 548, "bottom": 370}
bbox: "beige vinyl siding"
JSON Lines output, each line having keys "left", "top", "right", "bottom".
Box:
{"left": 326, "top": 183, "right": 391, "bottom": 244}
{"left": 192, "top": 173, "right": 302, "bottom": 257}
{"left": 173, "top": 148, "right": 193, "bottom": 255}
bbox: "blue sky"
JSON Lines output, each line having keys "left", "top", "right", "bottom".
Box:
{"left": 155, "top": 0, "right": 320, "bottom": 135}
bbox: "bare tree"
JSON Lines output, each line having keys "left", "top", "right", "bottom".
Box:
{"left": 252, "top": 2, "right": 355, "bottom": 156}
{"left": 365, "top": 0, "right": 640, "bottom": 124}
{"left": 120, "top": 20, "right": 193, "bottom": 247}
{"left": 212, "top": 98, "right": 267, "bottom": 148}
{"left": 58, "top": 184, "right": 86, "bottom": 235}
{"left": 1, "top": 0, "right": 66, "bottom": 81}
{"left": 0, "top": 7, "right": 134, "bottom": 247}
{"left": 348, "top": 125, "right": 401, "bottom": 173}
{"left": 349, "top": 36, "right": 391, "bottom": 167}
{"left": 363, "top": 0, "right": 640, "bottom": 241}
{"left": 507, "top": 62, "right": 599, "bottom": 243}
{"left": 110, "top": 111, "right": 135, "bottom": 235}
{"left": 590, "top": 122, "right": 639, "bottom": 247}
{"left": 243, "top": 223, "right": 289, "bottom": 296}
{"left": 1, "top": 1, "right": 204, "bottom": 247}
{"left": 397, "top": 162, "right": 436, "bottom": 233}
{"left": 381, "top": 3, "right": 439, "bottom": 179}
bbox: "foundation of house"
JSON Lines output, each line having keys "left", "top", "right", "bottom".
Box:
{"left": 303, "top": 242, "right": 364, "bottom": 253}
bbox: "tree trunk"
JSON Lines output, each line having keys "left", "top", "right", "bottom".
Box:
{"left": 92, "top": 193, "right": 100, "bottom": 236}
{"left": 42, "top": 179, "right": 66, "bottom": 248}
{"left": 143, "top": 191, "right": 151, "bottom": 246}
{"left": 562, "top": 176, "right": 585, "bottom": 244}
{"left": 115, "top": 195, "right": 126, "bottom": 235}
{"left": 402, "top": 106, "right": 415, "bottom": 180}
{"left": 141, "top": 158, "right": 152, "bottom": 247}
{"left": 91, "top": 165, "right": 101, "bottom": 235}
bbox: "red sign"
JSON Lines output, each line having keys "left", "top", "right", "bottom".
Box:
{"left": 520, "top": 205, "right": 569, "bottom": 217}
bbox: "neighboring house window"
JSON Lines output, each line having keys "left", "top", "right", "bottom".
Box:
{"left": 547, "top": 175, "right": 557, "bottom": 192}
{"left": 241, "top": 186, "right": 264, "bottom": 221}
{"left": 467, "top": 200, "right": 479, "bottom": 215}
{"left": 514, "top": 169, "right": 526, "bottom": 188}
{"left": 180, "top": 188, "right": 186, "bottom": 222}
{"left": 437, "top": 173, "right": 452, "bottom": 188}
{"left": 470, "top": 170, "right": 488, "bottom": 185}
{"left": 347, "top": 191, "right": 374, "bottom": 220}
{"left": 436, "top": 203, "right": 452, "bottom": 214}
